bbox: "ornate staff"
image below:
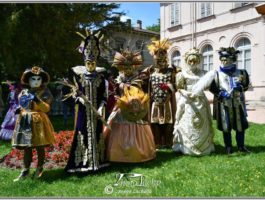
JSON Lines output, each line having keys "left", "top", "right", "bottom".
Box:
{"left": 56, "top": 79, "right": 111, "bottom": 130}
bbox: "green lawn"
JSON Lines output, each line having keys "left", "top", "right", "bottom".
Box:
{"left": 0, "top": 117, "right": 265, "bottom": 198}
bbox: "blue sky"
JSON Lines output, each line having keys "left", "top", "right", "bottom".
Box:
{"left": 114, "top": 3, "right": 160, "bottom": 29}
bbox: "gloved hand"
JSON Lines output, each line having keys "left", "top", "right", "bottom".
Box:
{"left": 19, "top": 93, "right": 34, "bottom": 108}
{"left": 97, "top": 102, "right": 105, "bottom": 117}
{"left": 218, "top": 90, "right": 230, "bottom": 100}
{"left": 98, "top": 106, "right": 103, "bottom": 116}
{"left": 75, "top": 96, "right": 85, "bottom": 105}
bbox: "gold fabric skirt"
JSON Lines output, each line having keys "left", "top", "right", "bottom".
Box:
{"left": 107, "top": 122, "right": 156, "bottom": 163}
{"left": 31, "top": 112, "right": 55, "bottom": 146}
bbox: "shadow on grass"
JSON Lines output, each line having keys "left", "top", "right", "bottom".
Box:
{"left": 22, "top": 143, "right": 265, "bottom": 183}
{"left": 211, "top": 143, "right": 265, "bottom": 155}
{"left": 101, "top": 149, "right": 180, "bottom": 175}
{"left": 40, "top": 149, "right": 179, "bottom": 182}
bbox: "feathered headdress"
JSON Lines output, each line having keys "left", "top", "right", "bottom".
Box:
{"left": 147, "top": 38, "right": 171, "bottom": 57}
{"left": 76, "top": 29, "right": 104, "bottom": 62}
{"left": 184, "top": 48, "right": 202, "bottom": 63}
{"left": 112, "top": 49, "right": 143, "bottom": 72}
{"left": 218, "top": 47, "right": 239, "bottom": 62}
{"left": 116, "top": 85, "right": 149, "bottom": 122}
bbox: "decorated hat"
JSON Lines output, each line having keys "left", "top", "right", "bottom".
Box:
{"left": 21, "top": 66, "right": 50, "bottom": 85}
{"left": 116, "top": 85, "right": 149, "bottom": 122}
{"left": 76, "top": 29, "right": 104, "bottom": 62}
{"left": 147, "top": 38, "right": 171, "bottom": 58}
{"left": 184, "top": 48, "right": 202, "bottom": 63}
{"left": 218, "top": 47, "right": 240, "bottom": 62}
{"left": 112, "top": 49, "right": 143, "bottom": 72}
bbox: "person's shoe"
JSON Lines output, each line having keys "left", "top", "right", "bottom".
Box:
{"left": 13, "top": 169, "right": 30, "bottom": 182}
{"left": 33, "top": 167, "right": 44, "bottom": 179}
{"left": 238, "top": 146, "right": 251, "bottom": 153}
{"left": 225, "top": 146, "right": 233, "bottom": 155}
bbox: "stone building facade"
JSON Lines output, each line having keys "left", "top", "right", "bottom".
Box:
{"left": 160, "top": 2, "right": 265, "bottom": 102}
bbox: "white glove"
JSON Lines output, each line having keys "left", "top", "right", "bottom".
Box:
{"left": 97, "top": 102, "right": 105, "bottom": 116}
{"left": 97, "top": 106, "right": 103, "bottom": 116}
{"left": 75, "top": 97, "right": 85, "bottom": 105}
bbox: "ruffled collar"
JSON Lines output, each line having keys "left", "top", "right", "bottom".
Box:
{"left": 85, "top": 71, "right": 97, "bottom": 78}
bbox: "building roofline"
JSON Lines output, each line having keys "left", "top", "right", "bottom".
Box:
{"left": 132, "top": 27, "right": 160, "bottom": 36}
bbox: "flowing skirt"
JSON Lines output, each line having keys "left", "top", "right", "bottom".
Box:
{"left": 107, "top": 113, "right": 156, "bottom": 163}
{"left": 0, "top": 105, "right": 17, "bottom": 140}
{"left": 172, "top": 95, "right": 215, "bottom": 156}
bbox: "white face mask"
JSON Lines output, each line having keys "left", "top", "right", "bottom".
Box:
{"left": 29, "top": 76, "right": 42, "bottom": 88}
{"left": 186, "top": 55, "right": 200, "bottom": 69}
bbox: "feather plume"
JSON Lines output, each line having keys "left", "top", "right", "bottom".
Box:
{"left": 76, "top": 31, "right": 86, "bottom": 40}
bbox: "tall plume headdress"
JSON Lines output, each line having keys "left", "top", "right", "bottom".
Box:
{"left": 76, "top": 29, "right": 104, "bottom": 62}
{"left": 147, "top": 38, "right": 171, "bottom": 58}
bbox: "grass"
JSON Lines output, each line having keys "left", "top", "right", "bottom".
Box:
{"left": 0, "top": 117, "right": 265, "bottom": 198}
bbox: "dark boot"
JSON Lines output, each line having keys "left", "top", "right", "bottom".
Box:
{"left": 238, "top": 146, "right": 251, "bottom": 153}
{"left": 33, "top": 147, "right": 45, "bottom": 179}
{"left": 225, "top": 146, "right": 233, "bottom": 155}
{"left": 236, "top": 131, "right": 250, "bottom": 153}
{"left": 223, "top": 132, "right": 232, "bottom": 155}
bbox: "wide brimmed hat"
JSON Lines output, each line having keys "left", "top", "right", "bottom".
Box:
{"left": 218, "top": 47, "right": 240, "bottom": 62}
{"left": 21, "top": 66, "right": 50, "bottom": 85}
{"left": 112, "top": 49, "right": 143, "bottom": 72}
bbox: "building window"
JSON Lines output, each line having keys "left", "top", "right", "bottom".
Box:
{"left": 170, "top": 3, "right": 180, "bottom": 27}
{"left": 136, "top": 40, "right": 144, "bottom": 51}
{"left": 199, "top": 3, "right": 213, "bottom": 18}
{"left": 171, "top": 50, "right": 181, "bottom": 68}
{"left": 202, "top": 45, "right": 213, "bottom": 71}
{"left": 235, "top": 37, "right": 251, "bottom": 75}
{"left": 114, "top": 37, "right": 126, "bottom": 52}
{"left": 234, "top": 2, "right": 250, "bottom": 8}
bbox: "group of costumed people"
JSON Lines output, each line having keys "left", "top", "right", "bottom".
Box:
{"left": 1, "top": 29, "right": 250, "bottom": 181}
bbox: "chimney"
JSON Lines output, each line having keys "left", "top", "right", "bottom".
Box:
{"left": 136, "top": 20, "right": 142, "bottom": 29}
{"left": 126, "top": 19, "right": 131, "bottom": 28}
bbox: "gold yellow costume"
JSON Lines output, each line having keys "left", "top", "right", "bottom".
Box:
{"left": 12, "top": 66, "right": 55, "bottom": 182}
{"left": 12, "top": 67, "right": 55, "bottom": 148}
{"left": 106, "top": 49, "right": 156, "bottom": 163}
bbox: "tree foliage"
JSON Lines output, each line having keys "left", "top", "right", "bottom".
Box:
{"left": 0, "top": 3, "right": 124, "bottom": 81}
{"left": 146, "top": 19, "right": 160, "bottom": 33}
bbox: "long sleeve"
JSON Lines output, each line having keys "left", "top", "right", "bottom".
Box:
{"left": 240, "top": 69, "right": 250, "bottom": 91}
{"left": 34, "top": 88, "right": 53, "bottom": 113}
{"left": 192, "top": 70, "right": 217, "bottom": 95}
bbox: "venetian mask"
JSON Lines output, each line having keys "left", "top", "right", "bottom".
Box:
{"left": 154, "top": 50, "right": 168, "bottom": 69}
{"left": 123, "top": 66, "right": 134, "bottom": 77}
{"left": 186, "top": 55, "right": 200, "bottom": 69}
{"left": 220, "top": 57, "right": 234, "bottom": 67}
{"left": 29, "top": 75, "right": 42, "bottom": 88}
{"left": 85, "top": 60, "right": 96, "bottom": 72}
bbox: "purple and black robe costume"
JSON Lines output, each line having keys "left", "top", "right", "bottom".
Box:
{"left": 65, "top": 66, "right": 109, "bottom": 172}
